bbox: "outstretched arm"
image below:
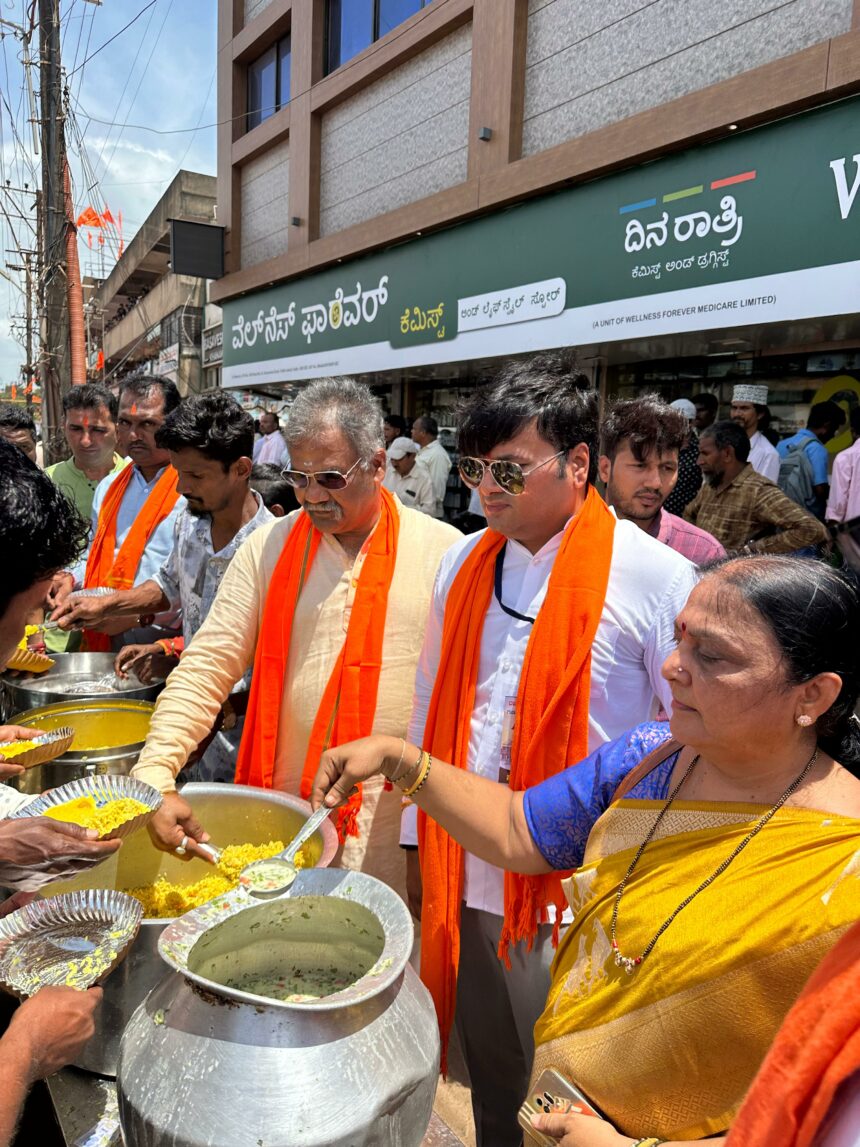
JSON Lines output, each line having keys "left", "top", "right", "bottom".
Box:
{"left": 313, "top": 735, "right": 552, "bottom": 875}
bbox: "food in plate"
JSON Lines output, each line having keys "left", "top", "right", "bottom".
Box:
{"left": 125, "top": 839, "right": 313, "bottom": 919}
{"left": 43, "top": 795, "right": 149, "bottom": 837}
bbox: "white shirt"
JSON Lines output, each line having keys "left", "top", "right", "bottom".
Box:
{"left": 385, "top": 464, "right": 436, "bottom": 515}
{"left": 415, "top": 439, "right": 452, "bottom": 518}
{"left": 816, "top": 1075, "right": 860, "bottom": 1147}
{"left": 403, "top": 514, "right": 699, "bottom": 916}
{"left": 468, "top": 487, "right": 486, "bottom": 518}
{"left": 253, "top": 431, "right": 289, "bottom": 467}
{"left": 72, "top": 465, "right": 185, "bottom": 644}
{"left": 748, "top": 431, "right": 781, "bottom": 483}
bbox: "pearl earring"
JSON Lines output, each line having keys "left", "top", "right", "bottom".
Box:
{"left": 796, "top": 714, "right": 813, "bottom": 727}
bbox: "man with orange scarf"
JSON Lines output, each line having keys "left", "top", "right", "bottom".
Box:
{"left": 53, "top": 375, "right": 183, "bottom": 652}
{"left": 130, "top": 377, "right": 459, "bottom": 897}
{"left": 397, "top": 354, "right": 698, "bottom": 1146}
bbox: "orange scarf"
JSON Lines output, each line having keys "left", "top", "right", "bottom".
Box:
{"left": 727, "top": 920, "right": 860, "bottom": 1147}
{"left": 83, "top": 464, "right": 180, "bottom": 652}
{"left": 234, "top": 488, "right": 401, "bottom": 841}
{"left": 417, "top": 487, "right": 615, "bottom": 1064}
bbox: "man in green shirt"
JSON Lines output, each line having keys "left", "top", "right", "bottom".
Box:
{"left": 45, "top": 384, "right": 127, "bottom": 520}
{"left": 44, "top": 385, "right": 127, "bottom": 653}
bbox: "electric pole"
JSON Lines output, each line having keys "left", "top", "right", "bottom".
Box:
{"left": 38, "top": 0, "right": 68, "bottom": 463}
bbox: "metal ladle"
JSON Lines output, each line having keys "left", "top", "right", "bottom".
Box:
{"left": 238, "top": 805, "right": 334, "bottom": 899}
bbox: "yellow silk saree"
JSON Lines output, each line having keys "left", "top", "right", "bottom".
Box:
{"left": 532, "top": 798, "right": 860, "bottom": 1140}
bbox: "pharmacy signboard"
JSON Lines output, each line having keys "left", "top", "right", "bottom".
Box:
{"left": 223, "top": 96, "right": 860, "bottom": 387}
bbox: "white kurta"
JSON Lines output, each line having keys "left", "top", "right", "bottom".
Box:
{"left": 748, "top": 431, "right": 781, "bottom": 483}
{"left": 132, "top": 499, "right": 460, "bottom": 897}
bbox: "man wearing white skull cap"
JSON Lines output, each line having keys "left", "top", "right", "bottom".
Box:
{"left": 730, "top": 383, "right": 780, "bottom": 482}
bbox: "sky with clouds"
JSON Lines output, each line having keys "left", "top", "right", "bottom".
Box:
{"left": 0, "top": 0, "right": 217, "bottom": 389}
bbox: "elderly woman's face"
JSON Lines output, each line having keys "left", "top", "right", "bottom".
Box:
{"left": 662, "top": 577, "right": 791, "bottom": 752}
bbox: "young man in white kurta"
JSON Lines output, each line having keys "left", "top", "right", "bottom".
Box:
{"left": 401, "top": 360, "right": 697, "bottom": 1147}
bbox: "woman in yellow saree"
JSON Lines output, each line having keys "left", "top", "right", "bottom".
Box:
{"left": 313, "top": 556, "right": 860, "bottom": 1146}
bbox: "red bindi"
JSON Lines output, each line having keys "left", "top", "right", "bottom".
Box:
{"left": 130, "top": 403, "right": 138, "bottom": 415}
{"left": 82, "top": 415, "right": 90, "bottom": 429}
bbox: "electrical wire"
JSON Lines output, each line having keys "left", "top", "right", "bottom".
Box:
{"left": 96, "top": 0, "right": 174, "bottom": 187}
{"left": 71, "top": 0, "right": 459, "bottom": 137}
{"left": 90, "top": 0, "right": 162, "bottom": 187}
{"left": 66, "top": 0, "right": 157, "bottom": 77}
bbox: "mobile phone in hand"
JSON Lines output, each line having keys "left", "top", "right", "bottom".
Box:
{"left": 518, "top": 1068, "right": 603, "bottom": 1146}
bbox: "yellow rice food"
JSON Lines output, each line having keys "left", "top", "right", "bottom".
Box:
{"left": 42, "top": 795, "right": 149, "bottom": 836}
{"left": 125, "top": 840, "right": 313, "bottom": 919}
{"left": 0, "top": 740, "right": 40, "bottom": 759}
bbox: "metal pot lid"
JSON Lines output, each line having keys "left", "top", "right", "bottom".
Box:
{"left": 158, "top": 867, "right": 414, "bottom": 1013}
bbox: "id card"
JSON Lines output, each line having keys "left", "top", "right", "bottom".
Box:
{"left": 499, "top": 695, "right": 516, "bottom": 784}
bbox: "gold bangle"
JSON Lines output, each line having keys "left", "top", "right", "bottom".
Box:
{"left": 410, "top": 754, "right": 432, "bottom": 797}
{"left": 632, "top": 1139, "right": 665, "bottom": 1146}
{"left": 401, "top": 751, "right": 431, "bottom": 798}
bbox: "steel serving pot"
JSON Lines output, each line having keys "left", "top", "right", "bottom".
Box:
{"left": 45, "top": 782, "right": 338, "bottom": 1076}
{"left": 0, "top": 652, "right": 163, "bottom": 717}
{"left": 117, "top": 867, "right": 440, "bottom": 1147}
{"left": 3, "top": 698, "right": 155, "bottom": 794}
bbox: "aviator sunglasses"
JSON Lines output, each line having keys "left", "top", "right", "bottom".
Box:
{"left": 458, "top": 450, "right": 566, "bottom": 496}
{"left": 281, "top": 456, "right": 365, "bottom": 491}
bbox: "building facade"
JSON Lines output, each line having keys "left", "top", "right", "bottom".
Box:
{"left": 213, "top": 0, "right": 860, "bottom": 455}
{"left": 87, "top": 171, "right": 217, "bottom": 395}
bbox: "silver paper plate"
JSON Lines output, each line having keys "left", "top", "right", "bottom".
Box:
{"left": 0, "top": 889, "right": 142, "bottom": 998}
{"left": 0, "top": 726, "right": 74, "bottom": 770}
{"left": 9, "top": 774, "right": 163, "bottom": 841}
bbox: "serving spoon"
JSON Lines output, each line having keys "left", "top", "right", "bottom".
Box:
{"left": 238, "top": 805, "right": 333, "bottom": 899}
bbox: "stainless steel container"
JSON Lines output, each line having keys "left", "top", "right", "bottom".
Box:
{"left": 4, "top": 699, "right": 155, "bottom": 794}
{"left": 0, "top": 652, "right": 163, "bottom": 717}
{"left": 45, "top": 783, "right": 338, "bottom": 1076}
{"left": 117, "top": 867, "right": 440, "bottom": 1147}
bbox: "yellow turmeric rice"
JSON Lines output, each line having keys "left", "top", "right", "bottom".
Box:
{"left": 42, "top": 795, "right": 149, "bottom": 836}
{"left": 0, "top": 740, "right": 40, "bottom": 759}
{"left": 125, "top": 840, "right": 312, "bottom": 919}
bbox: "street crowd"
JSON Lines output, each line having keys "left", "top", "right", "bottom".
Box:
{"left": 0, "top": 354, "right": 858, "bottom": 1147}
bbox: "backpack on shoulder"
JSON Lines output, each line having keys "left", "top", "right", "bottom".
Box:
{"left": 777, "top": 439, "right": 817, "bottom": 512}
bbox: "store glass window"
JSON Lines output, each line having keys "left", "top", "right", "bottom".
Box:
{"left": 326, "top": 0, "right": 429, "bottom": 75}
{"left": 246, "top": 35, "right": 291, "bottom": 133}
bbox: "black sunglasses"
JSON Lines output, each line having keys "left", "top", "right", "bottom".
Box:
{"left": 281, "top": 457, "right": 365, "bottom": 491}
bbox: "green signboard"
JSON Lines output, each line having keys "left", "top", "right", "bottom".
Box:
{"left": 223, "top": 95, "right": 860, "bottom": 387}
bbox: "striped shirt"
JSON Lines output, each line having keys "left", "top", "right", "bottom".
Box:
{"left": 650, "top": 508, "right": 726, "bottom": 565}
{"left": 684, "top": 464, "right": 829, "bottom": 554}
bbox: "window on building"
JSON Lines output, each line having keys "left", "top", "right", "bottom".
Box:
{"left": 247, "top": 34, "right": 291, "bottom": 133}
{"left": 326, "top": 0, "right": 428, "bottom": 75}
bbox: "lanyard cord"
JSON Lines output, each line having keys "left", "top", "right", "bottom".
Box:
{"left": 493, "top": 543, "right": 537, "bottom": 625}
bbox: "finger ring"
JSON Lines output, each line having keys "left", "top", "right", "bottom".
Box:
{"left": 175, "top": 834, "right": 189, "bottom": 856}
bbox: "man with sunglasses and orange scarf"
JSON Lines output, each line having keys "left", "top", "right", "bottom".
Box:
{"left": 397, "top": 354, "right": 698, "bottom": 1146}
{"left": 130, "top": 377, "right": 459, "bottom": 898}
